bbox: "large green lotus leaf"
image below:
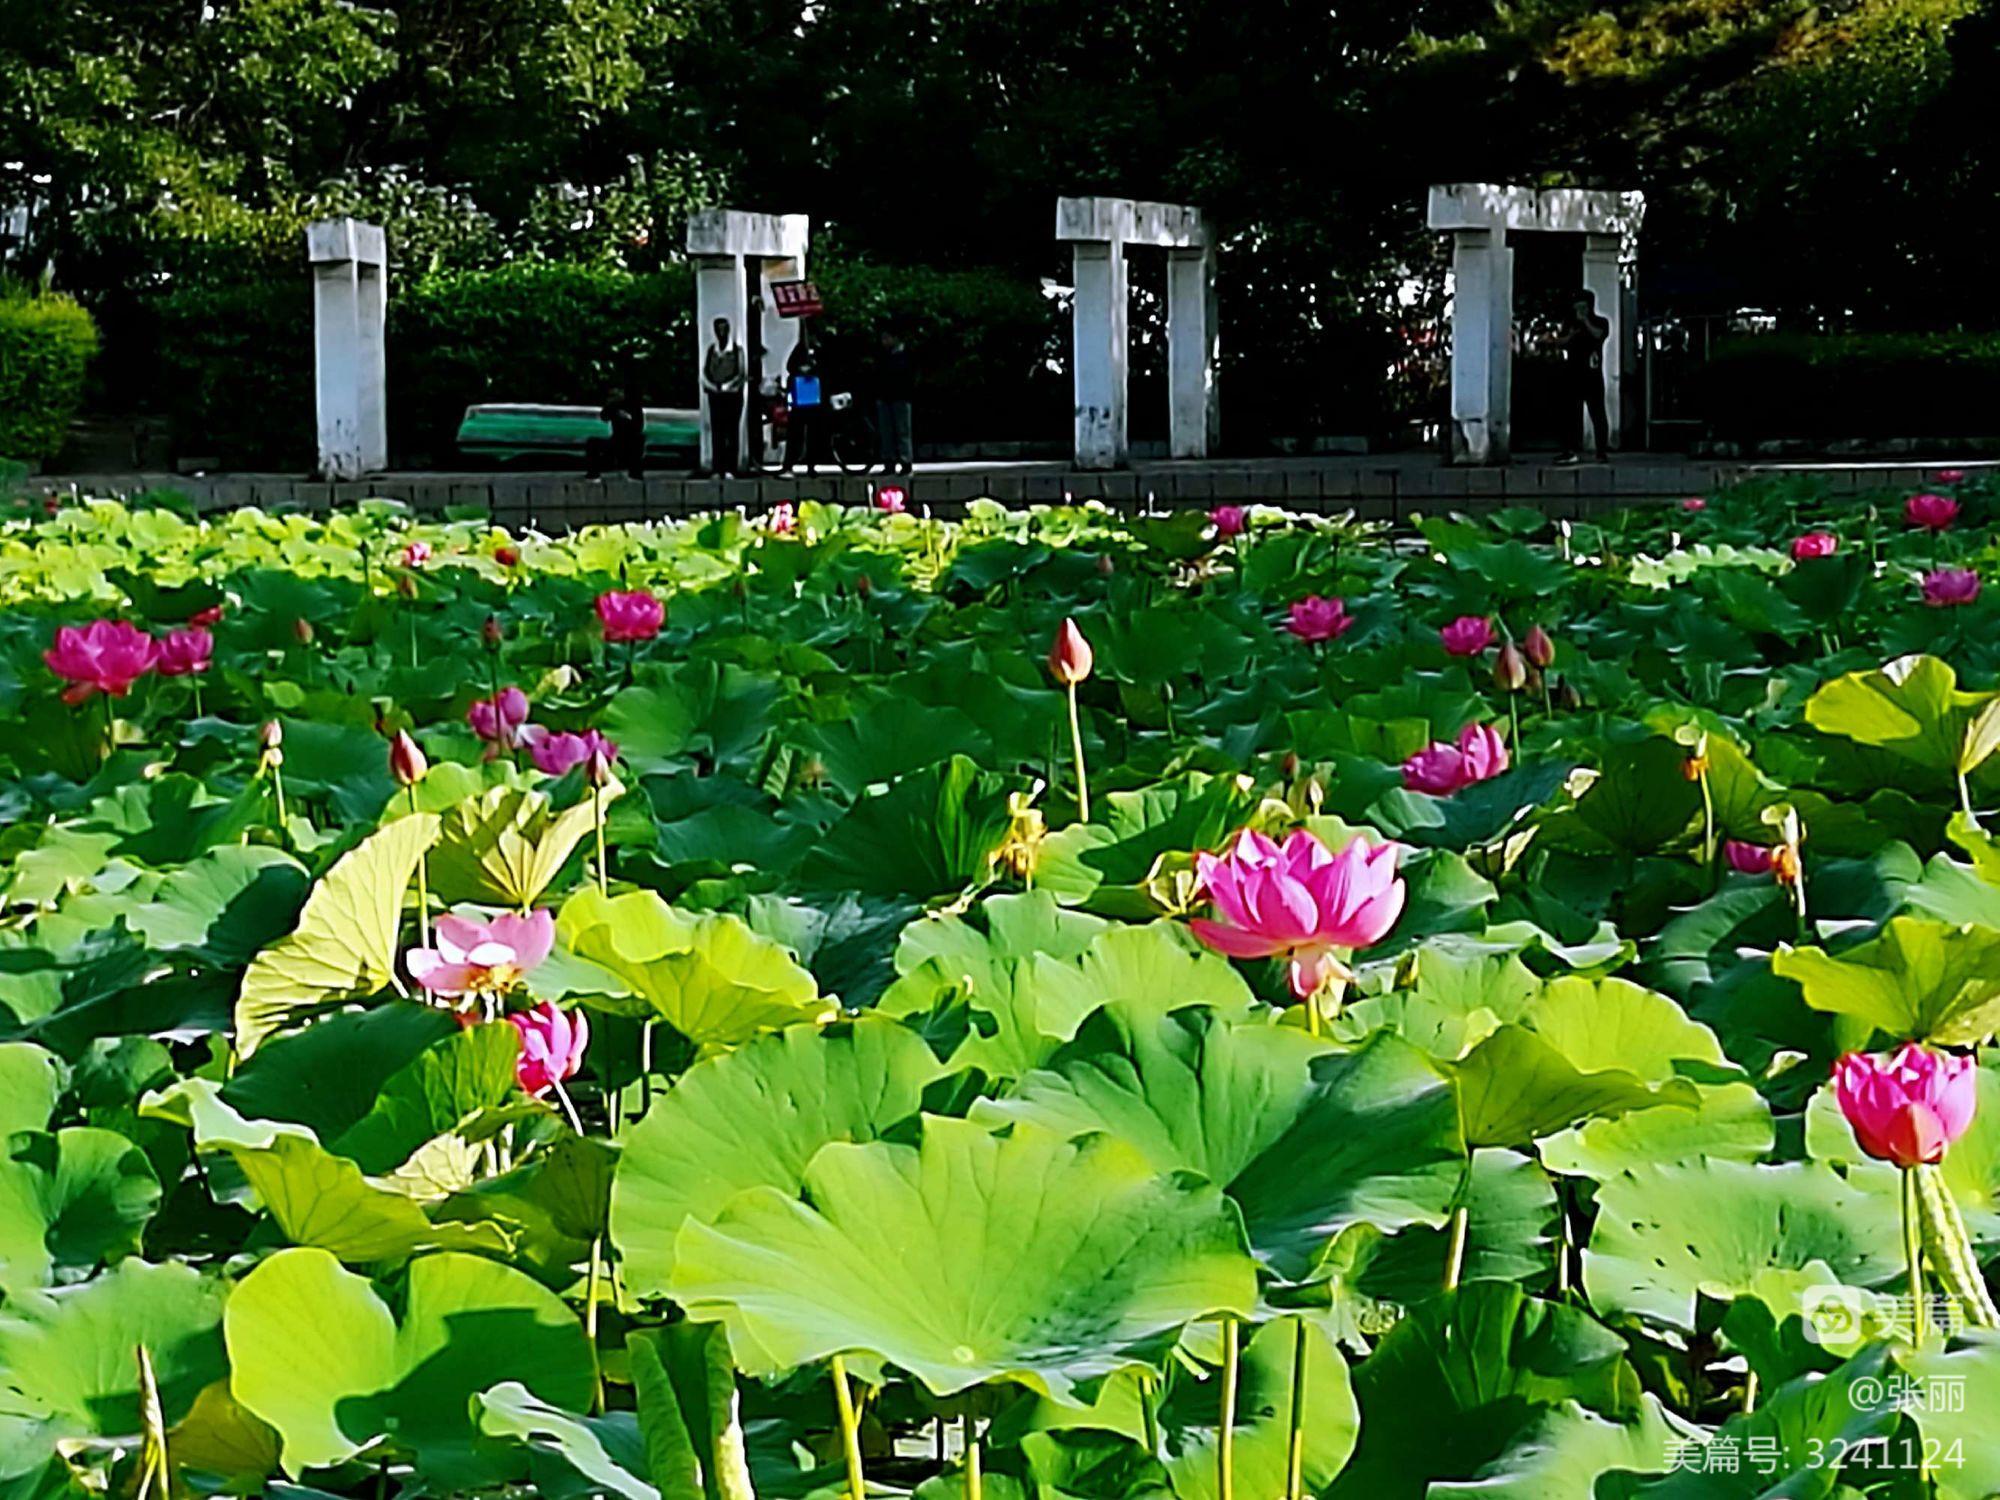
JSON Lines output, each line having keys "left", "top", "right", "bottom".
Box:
{"left": 1353, "top": 1147, "right": 1559, "bottom": 1301}
{"left": 141, "top": 1078, "right": 507, "bottom": 1262}
{"left": 603, "top": 664, "right": 781, "bottom": 773}
{"left": 895, "top": 890, "right": 1110, "bottom": 975}
{"left": 1229, "top": 1033, "right": 1466, "bottom": 1282}
{"left": 1157, "top": 1316, "right": 1357, "bottom": 1500}
{"left": 0, "top": 1043, "right": 62, "bottom": 1138}
{"left": 125, "top": 844, "right": 310, "bottom": 961}
{"left": 628, "top": 1325, "right": 758, "bottom": 1500}
{"left": 1541, "top": 1081, "right": 1775, "bottom": 1180}
{"left": 1034, "top": 774, "right": 1263, "bottom": 905}
{"left": 1336, "top": 945, "right": 1538, "bottom": 1061}
{"left": 0, "top": 1260, "right": 226, "bottom": 1479}
{"left": 222, "top": 1003, "right": 460, "bottom": 1143}
{"left": 1427, "top": 1397, "right": 1681, "bottom": 1499}
{"left": 434, "top": 1134, "right": 616, "bottom": 1289}
{"left": 1549, "top": 732, "right": 1701, "bottom": 856}
{"left": 1449, "top": 1025, "right": 1700, "bottom": 1150}
{"left": 165, "top": 1378, "right": 283, "bottom": 1489}
{"left": 1584, "top": 1162, "right": 1903, "bottom": 1331}
{"left": 227, "top": 1247, "right": 596, "bottom": 1484}
{"left": 1805, "top": 653, "right": 1992, "bottom": 777}
{"left": 0, "top": 1126, "right": 160, "bottom": 1294}
{"left": 1365, "top": 761, "right": 1574, "bottom": 853}
{"left": 790, "top": 697, "right": 989, "bottom": 795}
{"left": 472, "top": 1383, "right": 657, "bottom": 1500}
{"left": 235, "top": 813, "right": 441, "bottom": 1057}
{"left": 1523, "top": 976, "right": 1731, "bottom": 1078}
{"left": 1621, "top": 1345, "right": 1899, "bottom": 1498}
{"left": 1804, "top": 1061, "right": 2000, "bottom": 1247}
{"left": 670, "top": 1115, "right": 1258, "bottom": 1402}
{"left": 611, "top": 1018, "right": 942, "bottom": 1297}
{"left": 1903, "top": 1333, "right": 2000, "bottom": 1500}
{"left": 429, "top": 778, "right": 620, "bottom": 909}
{"left": 328, "top": 1020, "right": 523, "bottom": 1173}
{"left": 799, "top": 754, "right": 1015, "bottom": 898}
{"left": 1773, "top": 916, "right": 2000, "bottom": 1045}
{"left": 1903, "top": 850, "right": 2000, "bottom": 928}
{"left": 558, "top": 888, "right": 831, "bottom": 1046}
{"left": 1323, "top": 1281, "right": 1642, "bottom": 1497}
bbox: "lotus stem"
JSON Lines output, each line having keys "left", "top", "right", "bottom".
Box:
{"left": 586, "top": 1235, "right": 605, "bottom": 1413}
{"left": 1219, "top": 1316, "right": 1239, "bottom": 1500}
{"left": 640, "top": 1020, "right": 655, "bottom": 1114}
{"left": 1284, "top": 1318, "right": 1308, "bottom": 1500}
{"left": 552, "top": 1078, "right": 585, "bottom": 1136}
{"left": 1139, "top": 1370, "right": 1160, "bottom": 1457}
{"left": 593, "top": 782, "right": 608, "bottom": 898}
{"left": 1066, "top": 681, "right": 1090, "bottom": 823}
{"left": 1741, "top": 1370, "right": 1757, "bottom": 1416}
{"left": 963, "top": 1412, "right": 982, "bottom": 1500}
{"left": 1917, "top": 1163, "right": 2000, "bottom": 1328}
{"left": 1444, "top": 1204, "right": 1471, "bottom": 1292}
{"left": 409, "top": 786, "right": 430, "bottom": 948}
{"left": 270, "top": 765, "right": 288, "bottom": 838}
{"left": 831, "top": 1355, "right": 866, "bottom": 1500}
{"left": 1904, "top": 1166, "right": 1930, "bottom": 1342}
{"left": 1697, "top": 769, "right": 1716, "bottom": 872}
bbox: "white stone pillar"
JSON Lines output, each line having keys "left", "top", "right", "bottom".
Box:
{"left": 306, "top": 218, "right": 387, "bottom": 479}
{"left": 1166, "top": 244, "right": 1219, "bottom": 458}
{"left": 693, "top": 255, "right": 748, "bottom": 472}
{"left": 1448, "top": 229, "right": 1514, "bottom": 465}
{"left": 758, "top": 248, "right": 806, "bottom": 399}
{"left": 1581, "top": 233, "right": 1625, "bottom": 450}
{"left": 1071, "top": 240, "right": 1129, "bottom": 469}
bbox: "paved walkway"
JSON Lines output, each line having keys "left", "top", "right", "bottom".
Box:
{"left": 30, "top": 452, "right": 1991, "bottom": 529}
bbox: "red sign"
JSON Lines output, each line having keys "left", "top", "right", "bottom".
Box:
{"left": 770, "top": 280, "right": 823, "bottom": 318}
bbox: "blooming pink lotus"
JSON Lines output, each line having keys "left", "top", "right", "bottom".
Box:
{"left": 1790, "top": 531, "right": 1838, "bottom": 561}
{"left": 155, "top": 626, "right": 213, "bottom": 678}
{"left": 523, "top": 726, "right": 618, "bottom": 780}
{"left": 1724, "top": 839, "right": 1776, "bottom": 876}
{"left": 44, "top": 620, "right": 160, "bottom": 704}
{"left": 1906, "top": 493, "right": 1961, "bottom": 532}
{"left": 1211, "top": 504, "right": 1247, "bottom": 539}
{"left": 1401, "top": 721, "right": 1509, "bottom": 796}
{"left": 507, "top": 1001, "right": 590, "bottom": 1097}
{"left": 1923, "top": 568, "right": 1981, "bottom": 608}
{"left": 1679, "top": 497, "right": 1707, "bottom": 513}
{"left": 1935, "top": 469, "right": 1966, "bottom": 486}
{"left": 1833, "top": 1044, "right": 1977, "bottom": 1168}
{"left": 468, "top": 687, "right": 530, "bottom": 745}
{"left": 1286, "top": 595, "right": 1352, "bottom": 644}
{"left": 1190, "top": 829, "right": 1406, "bottom": 998}
{"left": 409, "top": 910, "right": 556, "bottom": 998}
{"left": 596, "top": 589, "right": 665, "bottom": 643}
{"left": 769, "top": 501, "right": 797, "bottom": 535}
{"left": 1440, "top": 616, "right": 1496, "bottom": 657}
{"left": 876, "top": 485, "right": 908, "bottom": 514}
{"left": 400, "top": 541, "right": 432, "bottom": 568}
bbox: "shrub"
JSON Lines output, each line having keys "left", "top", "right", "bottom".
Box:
{"left": 146, "top": 278, "right": 313, "bottom": 469}
{"left": 0, "top": 285, "right": 100, "bottom": 464}
{"left": 1702, "top": 332, "right": 2000, "bottom": 441}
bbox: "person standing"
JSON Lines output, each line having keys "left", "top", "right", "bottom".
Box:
{"left": 702, "top": 317, "right": 747, "bottom": 476}
{"left": 875, "top": 327, "right": 915, "bottom": 475}
{"left": 1558, "top": 290, "right": 1611, "bottom": 464}
{"left": 781, "top": 334, "right": 823, "bottom": 475}
{"left": 588, "top": 374, "right": 646, "bottom": 479}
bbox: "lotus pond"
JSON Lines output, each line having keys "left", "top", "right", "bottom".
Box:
{"left": 4, "top": 479, "right": 2000, "bottom": 1498}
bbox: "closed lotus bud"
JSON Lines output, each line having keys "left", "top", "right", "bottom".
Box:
{"left": 1281, "top": 751, "right": 1301, "bottom": 779}
{"left": 259, "top": 720, "right": 284, "bottom": 752}
{"left": 482, "top": 614, "right": 504, "bottom": 648}
{"left": 1559, "top": 679, "right": 1583, "bottom": 712}
{"left": 1097, "top": 554, "right": 1116, "bottom": 577}
{"left": 855, "top": 574, "right": 874, "bottom": 600}
{"left": 389, "top": 729, "right": 427, "bottom": 787}
{"left": 1494, "top": 642, "right": 1529, "bottom": 693}
{"left": 1048, "top": 618, "right": 1093, "bottom": 686}
{"left": 1523, "top": 625, "right": 1555, "bottom": 669}
{"left": 292, "top": 618, "right": 314, "bottom": 645}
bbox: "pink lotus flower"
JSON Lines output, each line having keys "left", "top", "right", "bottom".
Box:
{"left": 876, "top": 485, "right": 907, "bottom": 514}
{"left": 1211, "top": 505, "right": 1247, "bottom": 539}
{"left": 769, "top": 502, "right": 797, "bottom": 535}
{"left": 44, "top": 620, "right": 159, "bottom": 705}
{"left": 1923, "top": 568, "right": 1981, "bottom": 608}
{"left": 409, "top": 910, "right": 556, "bottom": 998}
{"left": 467, "top": 687, "right": 530, "bottom": 745}
{"left": 188, "top": 604, "right": 225, "bottom": 627}
{"left": 507, "top": 1001, "right": 590, "bottom": 1097}
{"left": 1401, "top": 721, "right": 1509, "bottom": 796}
{"left": 1906, "top": 493, "right": 1960, "bottom": 532}
{"left": 523, "top": 726, "right": 618, "bottom": 780}
{"left": 1048, "top": 618, "right": 1093, "bottom": 685}
{"left": 1190, "top": 829, "right": 1406, "bottom": 998}
{"left": 1440, "top": 615, "right": 1496, "bottom": 657}
{"left": 155, "top": 626, "right": 213, "bottom": 678}
{"left": 596, "top": 588, "right": 664, "bottom": 643}
{"left": 400, "top": 541, "right": 432, "bottom": 568}
{"left": 1724, "top": 839, "right": 1775, "bottom": 876}
{"left": 1679, "top": 497, "right": 1708, "bottom": 513}
{"left": 1286, "top": 595, "right": 1352, "bottom": 644}
{"left": 1790, "top": 531, "right": 1838, "bottom": 561}
{"left": 1833, "top": 1044, "right": 1977, "bottom": 1168}
{"left": 1935, "top": 470, "right": 1966, "bottom": 486}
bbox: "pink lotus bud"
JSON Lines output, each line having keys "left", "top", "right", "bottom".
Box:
{"left": 409, "top": 911, "right": 556, "bottom": 1000}
{"left": 259, "top": 720, "right": 284, "bottom": 753}
{"left": 494, "top": 544, "right": 521, "bottom": 567}
{"left": 595, "top": 589, "right": 665, "bottom": 643}
{"left": 1210, "top": 505, "right": 1247, "bottom": 539}
{"left": 400, "top": 541, "right": 432, "bottom": 568}
{"left": 1048, "top": 618, "right": 1093, "bottom": 686}
{"left": 1523, "top": 624, "right": 1555, "bottom": 669}
{"left": 467, "top": 687, "right": 531, "bottom": 744}
{"left": 1679, "top": 496, "right": 1707, "bottom": 513}
{"left": 388, "top": 729, "right": 428, "bottom": 787}
{"left": 1439, "top": 616, "right": 1496, "bottom": 657}
{"left": 507, "top": 1001, "right": 590, "bottom": 1097}
{"left": 482, "top": 614, "right": 505, "bottom": 648}
{"left": 1790, "top": 531, "right": 1838, "bottom": 561}
{"left": 1905, "top": 493, "right": 1960, "bottom": 532}
{"left": 292, "top": 618, "right": 315, "bottom": 646}
{"left": 1285, "top": 595, "right": 1352, "bottom": 644}
{"left": 1833, "top": 1044, "right": 1977, "bottom": 1168}
{"left": 1097, "top": 554, "right": 1116, "bottom": 577}
{"left": 876, "top": 486, "right": 907, "bottom": 514}
{"left": 189, "top": 604, "right": 225, "bottom": 627}
{"left": 1923, "top": 568, "right": 1981, "bottom": 608}
{"left": 1723, "top": 839, "right": 1775, "bottom": 876}
{"left": 1494, "top": 641, "right": 1528, "bottom": 692}
{"left": 1935, "top": 470, "right": 1966, "bottom": 486}
{"left": 43, "top": 619, "right": 160, "bottom": 705}
{"left": 1189, "top": 830, "right": 1405, "bottom": 999}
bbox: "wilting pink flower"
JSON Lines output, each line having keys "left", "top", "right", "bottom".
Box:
{"left": 1906, "top": 493, "right": 1960, "bottom": 532}
{"left": 188, "top": 604, "right": 225, "bottom": 628}
{"left": 1048, "top": 618, "right": 1093, "bottom": 685}
{"left": 409, "top": 911, "right": 555, "bottom": 998}
{"left": 1791, "top": 531, "right": 1838, "bottom": 561}
{"left": 876, "top": 485, "right": 907, "bottom": 514}
{"left": 1286, "top": 595, "right": 1352, "bottom": 644}
{"left": 523, "top": 726, "right": 618, "bottom": 780}
{"left": 1211, "top": 505, "right": 1247, "bottom": 539}
{"left": 1401, "top": 721, "right": 1510, "bottom": 796}
{"left": 44, "top": 620, "right": 159, "bottom": 705}
{"left": 1190, "top": 829, "right": 1406, "bottom": 998}
{"left": 1679, "top": 497, "right": 1708, "bottom": 513}
{"left": 1440, "top": 616, "right": 1496, "bottom": 657}
{"left": 467, "top": 687, "right": 530, "bottom": 745}
{"left": 596, "top": 589, "right": 664, "bottom": 643}
{"left": 1724, "top": 839, "right": 1776, "bottom": 876}
{"left": 1924, "top": 568, "right": 1981, "bottom": 608}
{"left": 400, "top": 541, "right": 432, "bottom": 568}
{"left": 507, "top": 1001, "right": 590, "bottom": 1097}
{"left": 1833, "top": 1045, "right": 1977, "bottom": 1168}
{"left": 769, "top": 502, "right": 797, "bottom": 535}
{"left": 155, "top": 626, "right": 213, "bottom": 678}
{"left": 1935, "top": 470, "right": 1966, "bottom": 486}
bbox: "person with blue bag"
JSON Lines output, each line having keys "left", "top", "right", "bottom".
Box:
{"left": 781, "top": 334, "right": 824, "bottom": 475}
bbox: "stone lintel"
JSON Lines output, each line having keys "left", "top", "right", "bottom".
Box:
{"left": 1056, "top": 196, "right": 1209, "bottom": 250}
{"left": 685, "top": 210, "right": 810, "bottom": 260}
{"left": 1426, "top": 184, "right": 1644, "bottom": 241}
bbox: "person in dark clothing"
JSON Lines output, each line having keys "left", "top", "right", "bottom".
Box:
{"left": 701, "top": 317, "right": 746, "bottom": 476}
{"left": 781, "top": 335, "right": 823, "bottom": 475}
{"left": 875, "top": 328, "right": 915, "bottom": 475}
{"left": 1558, "top": 291, "right": 1611, "bottom": 464}
{"left": 587, "top": 378, "right": 647, "bottom": 479}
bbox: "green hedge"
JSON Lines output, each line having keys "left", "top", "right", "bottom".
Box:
{"left": 0, "top": 286, "right": 100, "bottom": 464}
{"left": 1703, "top": 332, "right": 2000, "bottom": 440}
